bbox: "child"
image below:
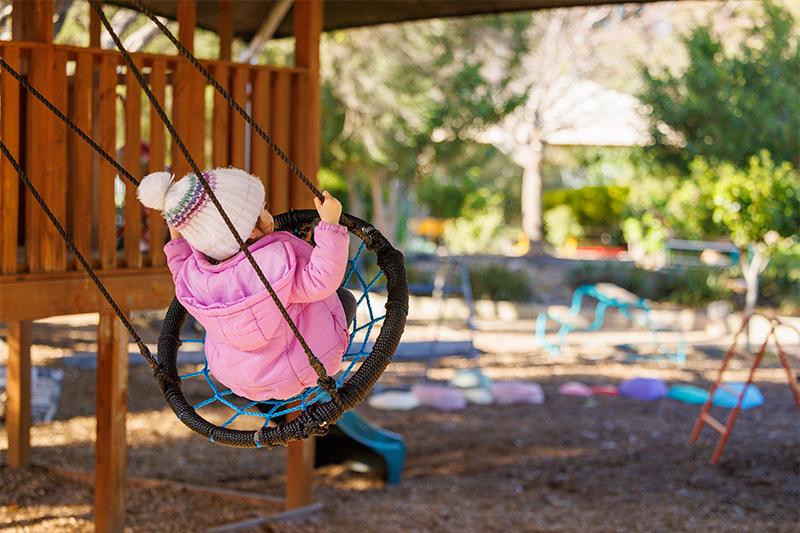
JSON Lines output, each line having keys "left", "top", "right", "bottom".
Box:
{"left": 137, "top": 167, "right": 355, "bottom": 401}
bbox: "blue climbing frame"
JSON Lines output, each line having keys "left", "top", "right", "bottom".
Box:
{"left": 535, "top": 284, "right": 686, "bottom": 363}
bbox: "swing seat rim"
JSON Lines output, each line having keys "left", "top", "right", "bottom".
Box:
{"left": 155, "top": 209, "right": 408, "bottom": 448}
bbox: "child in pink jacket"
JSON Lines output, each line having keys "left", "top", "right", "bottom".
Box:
{"left": 137, "top": 167, "right": 355, "bottom": 401}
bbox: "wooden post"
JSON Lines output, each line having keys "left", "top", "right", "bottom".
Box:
{"left": 284, "top": 0, "right": 323, "bottom": 510}
{"left": 218, "top": 0, "right": 234, "bottom": 61}
{"left": 89, "top": 0, "right": 102, "bottom": 47}
{"left": 95, "top": 313, "right": 129, "bottom": 533}
{"left": 12, "top": 0, "right": 53, "bottom": 42}
{"left": 292, "top": 0, "right": 322, "bottom": 209}
{"left": 6, "top": 321, "right": 32, "bottom": 469}
{"left": 284, "top": 411, "right": 316, "bottom": 509}
{"left": 174, "top": 0, "right": 204, "bottom": 175}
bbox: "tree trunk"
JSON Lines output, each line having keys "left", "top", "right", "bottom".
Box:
{"left": 369, "top": 169, "right": 389, "bottom": 238}
{"left": 741, "top": 248, "right": 768, "bottom": 350}
{"left": 521, "top": 143, "right": 544, "bottom": 252}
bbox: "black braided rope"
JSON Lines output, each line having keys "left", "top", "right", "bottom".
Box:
{"left": 0, "top": 57, "right": 140, "bottom": 187}
{"left": 132, "top": 0, "right": 324, "bottom": 200}
{"left": 156, "top": 210, "right": 408, "bottom": 448}
{"left": 0, "top": 141, "right": 158, "bottom": 370}
{"left": 89, "top": 0, "right": 341, "bottom": 402}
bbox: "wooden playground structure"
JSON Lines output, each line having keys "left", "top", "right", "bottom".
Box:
{"left": 1, "top": 1, "right": 322, "bottom": 530}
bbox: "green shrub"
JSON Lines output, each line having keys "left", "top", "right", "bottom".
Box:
{"left": 469, "top": 264, "right": 534, "bottom": 303}
{"left": 544, "top": 205, "right": 583, "bottom": 248}
{"left": 542, "top": 185, "right": 629, "bottom": 228}
{"left": 405, "top": 262, "right": 534, "bottom": 303}
{"left": 568, "top": 262, "right": 732, "bottom": 307}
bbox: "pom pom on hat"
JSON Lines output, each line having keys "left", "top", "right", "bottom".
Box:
{"left": 138, "top": 171, "right": 173, "bottom": 210}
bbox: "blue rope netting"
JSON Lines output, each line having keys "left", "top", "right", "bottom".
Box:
{"left": 178, "top": 242, "right": 386, "bottom": 435}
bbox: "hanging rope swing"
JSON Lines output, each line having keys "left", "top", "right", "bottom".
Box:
{"left": 0, "top": 0, "right": 407, "bottom": 448}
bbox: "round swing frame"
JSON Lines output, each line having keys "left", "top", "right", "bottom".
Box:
{"left": 154, "top": 210, "right": 408, "bottom": 448}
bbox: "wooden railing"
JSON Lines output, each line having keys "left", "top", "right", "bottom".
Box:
{"left": 1, "top": 41, "right": 310, "bottom": 272}
{"left": 0, "top": 41, "right": 313, "bottom": 319}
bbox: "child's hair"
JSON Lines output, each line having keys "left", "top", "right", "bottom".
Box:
{"left": 138, "top": 167, "right": 265, "bottom": 261}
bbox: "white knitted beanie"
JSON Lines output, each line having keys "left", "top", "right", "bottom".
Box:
{"left": 138, "top": 167, "right": 265, "bottom": 261}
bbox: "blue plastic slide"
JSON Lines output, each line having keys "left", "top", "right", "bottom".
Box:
{"left": 315, "top": 411, "right": 406, "bottom": 485}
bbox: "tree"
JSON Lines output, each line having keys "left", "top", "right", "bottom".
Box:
{"left": 630, "top": 1, "right": 800, "bottom": 324}
{"left": 320, "top": 15, "right": 530, "bottom": 243}
{"left": 625, "top": 153, "right": 800, "bottom": 323}
{"left": 482, "top": 6, "right": 651, "bottom": 249}
{"left": 640, "top": 1, "right": 800, "bottom": 170}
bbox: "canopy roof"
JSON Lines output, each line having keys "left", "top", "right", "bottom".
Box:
{"left": 107, "top": 1, "right": 671, "bottom": 41}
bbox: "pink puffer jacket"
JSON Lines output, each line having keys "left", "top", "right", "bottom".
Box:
{"left": 164, "top": 221, "right": 350, "bottom": 401}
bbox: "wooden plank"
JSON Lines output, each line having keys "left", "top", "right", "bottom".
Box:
{"left": 230, "top": 66, "right": 248, "bottom": 170}
{"left": 25, "top": 47, "right": 53, "bottom": 273}
{"left": 0, "top": 46, "right": 21, "bottom": 274}
{"left": 212, "top": 63, "right": 230, "bottom": 167}
{"left": 292, "top": 0, "right": 323, "bottom": 209}
{"left": 148, "top": 59, "right": 167, "bottom": 267}
{"left": 217, "top": 0, "right": 234, "bottom": 61}
{"left": 44, "top": 49, "right": 69, "bottom": 272}
{"left": 95, "top": 312, "right": 129, "bottom": 533}
{"left": 0, "top": 268, "right": 174, "bottom": 322}
{"left": 6, "top": 321, "right": 32, "bottom": 469}
{"left": 288, "top": 73, "right": 306, "bottom": 208}
{"left": 250, "top": 69, "right": 270, "bottom": 193}
{"left": 97, "top": 56, "right": 118, "bottom": 269}
{"left": 124, "top": 61, "right": 142, "bottom": 268}
{"left": 269, "top": 72, "right": 290, "bottom": 213}
{"left": 70, "top": 52, "right": 95, "bottom": 267}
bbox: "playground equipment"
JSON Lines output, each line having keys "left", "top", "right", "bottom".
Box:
{"left": 314, "top": 411, "right": 406, "bottom": 485}
{"left": 535, "top": 282, "right": 686, "bottom": 363}
{"left": 690, "top": 313, "right": 800, "bottom": 465}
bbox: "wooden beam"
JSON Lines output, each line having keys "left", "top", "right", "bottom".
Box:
{"left": 12, "top": 0, "right": 53, "bottom": 42}
{"left": 124, "top": 59, "right": 143, "bottom": 269}
{"left": 89, "top": 0, "right": 102, "bottom": 47}
{"left": 24, "top": 47, "right": 53, "bottom": 273}
{"left": 0, "top": 46, "right": 21, "bottom": 274}
{"left": 69, "top": 52, "right": 95, "bottom": 268}
{"left": 285, "top": 2, "right": 323, "bottom": 508}
{"left": 269, "top": 72, "right": 290, "bottom": 213}
{"left": 292, "top": 0, "right": 322, "bottom": 209}
{"left": 217, "top": 0, "right": 234, "bottom": 61}
{"left": 95, "top": 312, "right": 129, "bottom": 533}
{"left": 238, "top": 0, "right": 294, "bottom": 64}
{"left": 147, "top": 59, "right": 168, "bottom": 267}
{"left": 250, "top": 69, "right": 270, "bottom": 193}
{"left": 0, "top": 269, "right": 174, "bottom": 322}
{"left": 6, "top": 321, "right": 32, "bottom": 469}
{"left": 230, "top": 66, "right": 248, "bottom": 170}
{"left": 97, "top": 56, "right": 118, "bottom": 269}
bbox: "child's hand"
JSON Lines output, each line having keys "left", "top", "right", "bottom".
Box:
{"left": 169, "top": 225, "right": 181, "bottom": 240}
{"left": 314, "top": 191, "right": 342, "bottom": 224}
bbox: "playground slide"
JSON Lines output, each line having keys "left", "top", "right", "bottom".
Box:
{"left": 315, "top": 411, "right": 406, "bottom": 485}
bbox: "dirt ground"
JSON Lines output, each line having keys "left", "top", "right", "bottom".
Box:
{"left": 1, "top": 313, "right": 799, "bottom": 532}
